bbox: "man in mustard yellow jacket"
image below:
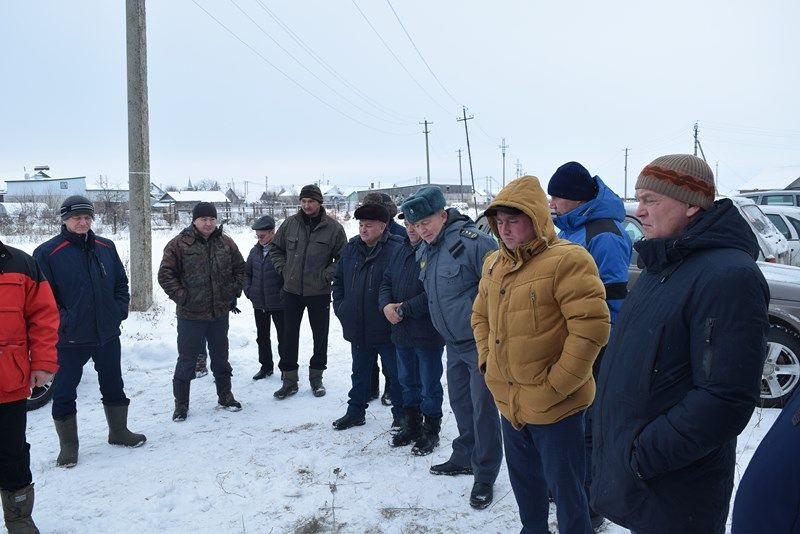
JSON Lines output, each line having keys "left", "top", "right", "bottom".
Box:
{"left": 472, "top": 176, "right": 610, "bottom": 534}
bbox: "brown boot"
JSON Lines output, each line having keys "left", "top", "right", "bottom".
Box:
{"left": 1, "top": 483, "right": 39, "bottom": 534}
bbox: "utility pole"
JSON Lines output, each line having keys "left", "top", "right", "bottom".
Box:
{"left": 457, "top": 107, "right": 478, "bottom": 218}
{"left": 499, "top": 138, "right": 508, "bottom": 188}
{"left": 715, "top": 161, "right": 719, "bottom": 192}
{"left": 693, "top": 121, "right": 707, "bottom": 162}
{"left": 421, "top": 119, "right": 432, "bottom": 184}
{"left": 457, "top": 149, "right": 464, "bottom": 202}
{"left": 515, "top": 159, "right": 523, "bottom": 179}
{"left": 623, "top": 147, "right": 629, "bottom": 200}
{"left": 126, "top": 0, "right": 152, "bottom": 311}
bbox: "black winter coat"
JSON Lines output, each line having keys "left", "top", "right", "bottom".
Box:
{"left": 378, "top": 239, "right": 444, "bottom": 348}
{"left": 332, "top": 231, "right": 404, "bottom": 347}
{"left": 591, "top": 199, "right": 770, "bottom": 534}
{"left": 243, "top": 243, "right": 283, "bottom": 311}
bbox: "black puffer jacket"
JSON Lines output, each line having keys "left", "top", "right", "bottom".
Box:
{"left": 591, "top": 199, "right": 770, "bottom": 534}
{"left": 243, "top": 243, "right": 283, "bottom": 311}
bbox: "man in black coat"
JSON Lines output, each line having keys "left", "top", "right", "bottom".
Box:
{"left": 591, "top": 155, "right": 770, "bottom": 534}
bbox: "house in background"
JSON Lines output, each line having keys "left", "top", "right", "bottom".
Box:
{"left": 158, "top": 190, "right": 231, "bottom": 224}
{"left": 4, "top": 169, "right": 87, "bottom": 202}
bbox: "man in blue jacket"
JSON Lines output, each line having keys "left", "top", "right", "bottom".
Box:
{"left": 548, "top": 161, "right": 632, "bottom": 529}
{"left": 34, "top": 195, "right": 146, "bottom": 468}
{"left": 591, "top": 155, "right": 769, "bottom": 534}
{"left": 331, "top": 204, "right": 404, "bottom": 430}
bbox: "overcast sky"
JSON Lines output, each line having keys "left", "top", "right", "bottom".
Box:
{"left": 2, "top": 0, "right": 799, "bottom": 197}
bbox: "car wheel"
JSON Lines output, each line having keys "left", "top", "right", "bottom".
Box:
{"left": 760, "top": 324, "right": 800, "bottom": 408}
{"left": 27, "top": 377, "right": 55, "bottom": 411}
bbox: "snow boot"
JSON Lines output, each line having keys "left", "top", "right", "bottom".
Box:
{"left": 103, "top": 405, "right": 147, "bottom": 447}
{"left": 195, "top": 353, "right": 208, "bottom": 378}
{"left": 380, "top": 381, "right": 392, "bottom": 406}
{"left": 53, "top": 414, "right": 78, "bottom": 468}
{"left": 172, "top": 379, "right": 190, "bottom": 422}
{"left": 273, "top": 370, "right": 299, "bottom": 400}
{"left": 252, "top": 366, "right": 273, "bottom": 380}
{"left": 412, "top": 416, "right": 441, "bottom": 456}
{"left": 332, "top": 412, "right": 366, "bottom": 430}
{"left": 391, "top": 408, "right": 422, "bottom": 447}
{"left": 215, "top": 375, "right": 242, "bottom": 411}
{"left": 309, "top": 368, "right": 326, "bottom": 397}
{"left": 1, "top": 483, "right": 38, "bottom": 534}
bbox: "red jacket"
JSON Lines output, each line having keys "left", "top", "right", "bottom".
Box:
{"left": 0, "top": 241, "right": 59, "bottom": 404}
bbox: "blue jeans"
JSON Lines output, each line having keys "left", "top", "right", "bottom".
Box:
{"left": 502, "top": 413, "right": 592, "bottom": 534}
{"left": 347, "top": 344, "right": 400, "bottom": 418}
{"left": 174, "top": 314, "right": 232, "bottom": 382}
{"left": 395, "top": 345, "right": 444, "bottom": 417}
{"left": 52, "top": 337, "right": 129, "bottom": 419}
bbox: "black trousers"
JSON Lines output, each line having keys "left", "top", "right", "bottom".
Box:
{"left": 0, "top": 399, "right": 31, "bottom": 491}
{"left": 254, "top": 308, "right": 284, "bottom": 371}
{"left": 279, "top": 292, "right": 330, "bottom": 372}
{"left": 174, "top": 314, "right": 232, "bottom": 382}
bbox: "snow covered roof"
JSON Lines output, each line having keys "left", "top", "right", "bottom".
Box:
{"left": 160, "top": 191, "right": 230, "bottom": 203}
{"left": 738, "top": 166, "right": 800, "bottom": 192}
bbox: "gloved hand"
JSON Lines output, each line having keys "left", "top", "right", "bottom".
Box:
{"left": 230, "top": 299, "right": 241, "bottom": 314}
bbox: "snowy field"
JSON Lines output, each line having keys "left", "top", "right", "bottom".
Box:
{"left": 2, "top": 220, "right": 781, "bottom": 534}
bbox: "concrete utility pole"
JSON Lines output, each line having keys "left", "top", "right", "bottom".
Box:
{"left": 499, "top": 138, "right": 508, "bottom": 187}
{"left": 126, "top": 0, "right": 153, "bottom": 311}
{"left": 623, "top": 147, "right": 629, "bottom": 200}
{"left": 457, "top": 107, "right": 478, "bottom": 218}
{"left": 693, "top": 121, "right": 707, "bottom": 162}
{"left": 515, "top": 159, "right": 523, "bottom": 179}
{"left": 457, "top": 149, "right": 464, "bottom": 202}
{"left": 421, "top": 119, "right": 432, "bottom": 184}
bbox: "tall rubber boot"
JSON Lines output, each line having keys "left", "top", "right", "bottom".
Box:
{"left": 309, "top": 368, "right": 326, "bottom": 397}
{"left": 215, "top": 375, "right": 242, "bottom": 411}
{"left": 103, "top": 405, "right": 146, "bottom": 447}
{"left": 273, "top": 370, "right": 299, "bottom": 400}
{"left": 53, "top": 414, "right": 78, "bottom": 468}
{"left": 1, "top": 483, "right": 39, "bottom": 534}
{"left": 172, "top": 379, "right": 191, "bottom": 422}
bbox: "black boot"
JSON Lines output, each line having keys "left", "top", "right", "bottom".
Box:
{"left": 103, "top": 405, "right": 146, "bottom": 447}
{"left": 332, "top": 412, "right": 366, "bottom": 430}
{"left": 380, "top": 381, "right": 392, "bottom": 406}
{"left": 1, "top": 483, "right": 38, "bottom": 534}
{"left": 309, "top": 368, "right": 326, "bottom": 397}
{"left": 53, "top": 415, "right": 78, "bottom": 467}
{"left": 274, "top": 370, "right": 299, "bottom": 399}
{"left": 215, "top": 375, "right": 242, "bottom": 411}
{"left": 252, "top": 367, "right": 273, "bottom": 380}
{"left": 391, "top": 408, "right": 422, "bottom": 447}
{"left": 172, "top": 379, "right": 190, "bottom": 422}
{"left": 412, "top": 415, "right": 441, "bottom": 456}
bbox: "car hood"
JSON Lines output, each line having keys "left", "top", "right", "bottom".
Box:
{"left": 758, "top": 261, "right": 800, "bottom": 302}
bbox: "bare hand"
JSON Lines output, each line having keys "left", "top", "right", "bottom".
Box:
{"left": 383, "top": 303, "right": 403, "bottom": 324}
{"left": 30, "top": 370, "right": 55, "bottom": 388}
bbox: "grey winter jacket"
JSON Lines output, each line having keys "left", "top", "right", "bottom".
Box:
{"left": 269, "top": 207, "right": 347, "bottom": 297}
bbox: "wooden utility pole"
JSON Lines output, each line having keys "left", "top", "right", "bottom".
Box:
{"left": 457, "top": 149, "right": 464, "bottom": 202}
{"left": 457, "top": 107, "right": 478, "bottom": 218}
{"left": 499, "top": 138, "right": 508, "bottom": 188}
{"left": 421, "top": 119, "right": 432, "bottom": 184}
{"left": 623, "top": 147, "right": 629, "bottom": 200}
{"left": 126, "top": 0, "right": 152, "bottom": 311}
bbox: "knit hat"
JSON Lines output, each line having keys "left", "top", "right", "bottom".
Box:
{"left": 636, "top": 154, "right": 715, "bottom": 210}
{"left": 299, "top": 184, "right": 324, "bottom": 204}
{"left": 251, "top": 215, "right": 276, "bottom": 230}
{"left": 354, "top": 203, "right": 390, "bottom": 223}
{"left": 363, "top": 192, "right": 398, "bottom": 218}
{"left": 192, "top": 201, "right": 217, "bottom": 221}
{"left": 547, "top": 162, "right": 598, "bottom": 201}
{"left": 399, "top": 186, "right": 446, "bottom": 224}
{"left": 60, "top": 195, "right": 94, "bottom": 221}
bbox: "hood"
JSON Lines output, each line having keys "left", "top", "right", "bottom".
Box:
{"left": 553, "top": 176, "right": 625, "bottom": 232}
{"left": 485, "top": 176, "right": 557, "bottom": 257}
{"left": 636, "top": 198, "right": 760, "bottom": 271}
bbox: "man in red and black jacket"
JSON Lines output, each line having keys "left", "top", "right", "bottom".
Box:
{"left": 0, "top": 238, "right": 59, "bottom": 532}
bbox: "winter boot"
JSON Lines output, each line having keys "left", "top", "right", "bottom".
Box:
{"left": 215, "top": 375, "right": 242, "bottom": 411}
{"left": 53, "top": 415, "right": 78, "bottom": 468}
{"left": 309, "top": 368, "right": 326, "bottom": 397}
{"left": 391, "top": 408, "right": 423, "bottom": 447}
{"left": 1, "top": 483, "right": 38, "bottom": 534}
{"left": 412, "top": 416, "right": 441, "bottom": 456}
{"left": 273, "top": 370, "right": 299, "bottom": 400}
{"left": 103, "top": 405, "right": 147, "bottom": 447}
{"left": 380, "top": 381, "right": 392, "bottom": 406}
{"left": 195, "top": 354, "right": 208, "bottom": 378}
{"left": 172, "top": 379, "right": 190, "bottom": 422}
{"left": 252, "top": 366, "right": 273, "bottom": 380}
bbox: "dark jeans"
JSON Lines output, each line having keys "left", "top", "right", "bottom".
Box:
{"left": 502, "top": 413, "right": 592, "bottom": 534}
{"left": 52, "top": 336, "right": 129, "bottom": 420}
{"left": 370, "top": 358, "right": 391, "bottom": 393}
{"left": 395, "top": 345, "right": 444, "bottom": 418}
{"left": 0, "top": 399, "right": 31, "bottom": 491}
{"left": 280, "top": 292, "right": 330, "bottom": 372}
{"left": 174, "top": 314, "right": 232, "bottom": 382}
{"left": 347, "top": 344, "right": 402, "bottom": 419}
{"left": 254, "top": 308, "right": 284, "bottom": 371}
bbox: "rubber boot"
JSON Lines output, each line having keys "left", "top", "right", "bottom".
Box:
{"left": 309, "top": 368, "right": 326, "bottom": 397}
{"left": 273, "top": 370, "right": 299, "bottom": 400}
{"left": 172, "top": 379, "right": 190, "bottom": 422}
{"left": 391, "top": 408, "right": 423, "bottom": 447}
{"left": 53, "top": 415, "right": 78, "bottom": 468}
{"left": 1, "top": 483, "right": 38, "bottom": 534}
{"left": 215, "top": 375, "right": 242, "bottom": 411}
{"left": 412, "top": 415, "right": 441, "bottom": 456}
{"left": 195, "top": 354, "right": 208, "bottom": 378}
{"left": 103, "top": 405, "right": 146, "bottom": 447}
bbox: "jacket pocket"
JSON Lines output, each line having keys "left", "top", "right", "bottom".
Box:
{"left": 0, "top": 345, "right": 29, "bottom": 394}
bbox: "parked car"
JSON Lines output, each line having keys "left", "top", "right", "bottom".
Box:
{"left": 739, "top": 189, "right": 800, "bottom": 208}
{"left": 475, "top": 206, "right": 800, "bottom": 408}
{"left": 758, "top": 205, "right": 800, "bottom": 267}
{"left": 27, "top": 380, "right": 54, "bottom": 411}
{"left": 729, "top": 197, "right": 792, "bottom": 264}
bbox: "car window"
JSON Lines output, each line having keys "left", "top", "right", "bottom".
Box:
{"left": 767, "top": 213, "right": 791, "bottom": 240}
{"left": 622, "top": 217, "right": 644, "bottom": 267}
{"left": 763, "top": 195, "right": 795, "bottom": 206}
{"left": 740, "top": 205, "right": 777, "bottom": 236}
{"left": 788, "top": 215, "right": 800, "bottom": 238}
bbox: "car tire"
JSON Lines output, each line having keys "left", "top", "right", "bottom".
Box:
{"left": 27, "top": 377, "right": 55, "bottom": 411}
{"left": 760, "top": 324, "right": 800, "bottom": 408}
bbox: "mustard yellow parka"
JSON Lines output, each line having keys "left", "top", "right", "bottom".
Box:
{"left": 471, "top": 176, "right": 611, "bottom": 429}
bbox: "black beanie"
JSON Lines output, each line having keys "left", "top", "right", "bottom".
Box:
{"left": 192, "top": 201, "right": 217, "bottom": 221}
{"left": 354, "top": 203, "right": 390, "bottom": 223}
{"left": 547, "top": 162, "right": 598, "bottom": 201}
{"left": 60, "top": 195, "right": 94, "bottom": 221}
{"left": 299, "top": 184, "right": 324, "bottom": 204}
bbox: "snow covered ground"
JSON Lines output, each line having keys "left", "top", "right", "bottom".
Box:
{"left": 2, "top": 221, "right": 782, "bottom": 534}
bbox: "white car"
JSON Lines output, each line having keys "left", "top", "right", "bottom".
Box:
{"left": 759, "top": 205, "right": 800, "bottom": 267}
